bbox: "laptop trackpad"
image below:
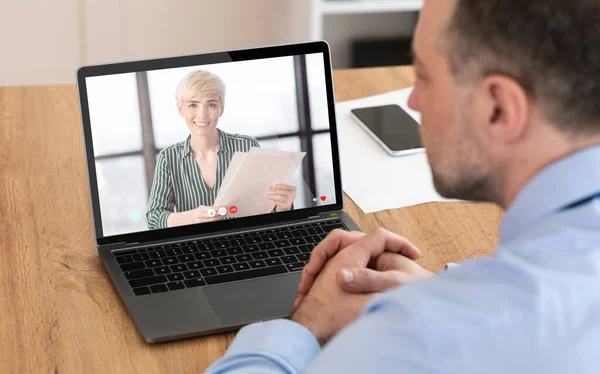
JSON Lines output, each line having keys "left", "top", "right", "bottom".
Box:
{"left": 202, "top": 273, "right": 300, "bottom": 327}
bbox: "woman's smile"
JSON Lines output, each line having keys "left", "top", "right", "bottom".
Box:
{"left": 193, "top": 121, "right": 211, "bottom": 127}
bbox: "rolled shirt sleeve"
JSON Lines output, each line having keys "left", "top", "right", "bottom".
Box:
{"left": 146, "top": 151, "right": 175, "bottom": 229}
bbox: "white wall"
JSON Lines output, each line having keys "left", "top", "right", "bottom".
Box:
{"left": 1, "top": 0, "right": 82, "bottom": 86}
{"left": 82, "top": 0, "right": 292, "bottom": 65}
{"left": 0, "top": 0, "right": 418, "bottom": 86}
{"left": 0, "top": 0, "right": 296, "bottom": 86}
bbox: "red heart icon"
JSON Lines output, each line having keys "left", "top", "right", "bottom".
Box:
{"left": 320, "top": 196, "right": 326, "bottom": 201}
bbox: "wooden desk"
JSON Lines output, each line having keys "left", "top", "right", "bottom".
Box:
{"left": 0, "top": 66, "right": 502, "bottom": 373}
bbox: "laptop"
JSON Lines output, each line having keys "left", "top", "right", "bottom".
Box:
{"left": 76, "top": 41, "right": 361, "bottom": 343}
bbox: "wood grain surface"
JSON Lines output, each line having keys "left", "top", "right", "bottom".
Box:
{"left": 0, "top": 66, "right": 502, "bottom": 373}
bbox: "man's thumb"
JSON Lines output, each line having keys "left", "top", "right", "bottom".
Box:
{"left": 337, "top": 268, "right": 405, "bottom": 293}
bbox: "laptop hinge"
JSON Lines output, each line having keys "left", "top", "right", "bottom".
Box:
{"left": 319, "top": 212, "right": 340, "bottom": 218}
{"left": 99, "top": 241, "right": 146, "bottom": 253}
{"left": 97, "top": 242, "right": 127, "bottom": 252}
{"left": 99, "top": 214, "right": 339, "bottom": 252}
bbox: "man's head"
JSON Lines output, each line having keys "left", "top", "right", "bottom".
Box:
{"left": 408, "top": 0, "right": 600, "bottom": 207}
{"left": 176, "top": 70, "right": 226, "bottom": 137}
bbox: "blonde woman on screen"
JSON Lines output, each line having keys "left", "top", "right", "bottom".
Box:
{"left": 146, "top": 70, "right": 296, "bottom": 229}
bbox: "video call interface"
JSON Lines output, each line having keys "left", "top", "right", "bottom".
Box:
{"left": 86, "top": 53, "right": 337, "bottom": 237}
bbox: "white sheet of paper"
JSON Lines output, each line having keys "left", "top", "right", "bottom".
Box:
{"left": 214, "top": 148, "right": 306, "bottom": 217}
{"left": 214, "top": 151, "right": 247, "bottom": 206}
{"left": 336, "top": 86, "right": 455, "bottom": 213}
{"left": 247, "top": 147, "right": 306, "bottom": 181}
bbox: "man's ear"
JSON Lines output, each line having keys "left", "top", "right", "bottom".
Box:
{"left": 177, "top": 103, "right": 184, "bottom": 117}
{"left": 480, "top": 75, "right": 530, "bottom": 144}
{"left": 219, "top": 103, "right": 225, "bottom": 117}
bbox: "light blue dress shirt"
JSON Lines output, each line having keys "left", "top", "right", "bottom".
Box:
{"left": 206, "top": 145, "right": 600, "bottom": 373}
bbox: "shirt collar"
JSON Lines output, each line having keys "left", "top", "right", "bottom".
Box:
{"left": 217, "top": 129, "right": 233, "bottom": 154}
{"left": 500, "top": 144, "right": 600, "bottom": 244}
{"left": 181, "top": 128, "right": 232, "bottom": 158}
{"left": 182, "top": 135, "right": 192, "bottom": 158}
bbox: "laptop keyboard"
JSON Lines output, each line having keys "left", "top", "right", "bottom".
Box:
{"left": 112, "top": 219, "right": 347, "bottom": 296}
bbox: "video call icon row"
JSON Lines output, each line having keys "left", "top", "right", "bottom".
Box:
{"left": 207, "top": 206, "right": 238, "bottom": 217}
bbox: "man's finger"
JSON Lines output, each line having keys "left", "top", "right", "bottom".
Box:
{"left": 336, "top": 268, "right": 407, "bottom": 293}
{"left": 293, "top": 294, "right": 304, "bottom": 309}
{"left": 344, "top": 227, "right": 421, "bottom": 266}
{"left": 297, "top": 230, "right": 365, "bottom": 294}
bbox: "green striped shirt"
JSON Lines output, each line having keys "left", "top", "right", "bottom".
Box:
{"left": 146, "top": 129, "right": 260, "bottom": 229}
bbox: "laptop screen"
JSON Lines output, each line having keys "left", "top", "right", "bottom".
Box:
{"left": 85, "top": 52, "right": 337, "bottom": 237}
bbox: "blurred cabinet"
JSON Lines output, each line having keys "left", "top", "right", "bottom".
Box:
{"left": 288, "top": 0, "right": 421, "bottom": 68}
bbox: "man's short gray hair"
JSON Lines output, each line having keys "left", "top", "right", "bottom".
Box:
{"left": 444, "top": 0, "right": 600, "bottom": 136}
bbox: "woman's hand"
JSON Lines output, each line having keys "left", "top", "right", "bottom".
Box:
{"left": 265, "top": 183, "right": 296, "bottom": 212}
{"left": 166, "top": 205, "right": 225, "bottom": 227}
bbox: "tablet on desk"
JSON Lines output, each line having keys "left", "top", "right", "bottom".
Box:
{"left": 350, "top": 104, "right": 424, "bottom": 157}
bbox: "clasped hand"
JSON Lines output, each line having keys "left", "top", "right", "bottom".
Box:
{"left": 291, "top": 228, "right": 433, "bottom": 345}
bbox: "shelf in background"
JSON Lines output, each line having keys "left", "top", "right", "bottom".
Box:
{"left": 320, "top": 0, "right": 423, "bottom": 15}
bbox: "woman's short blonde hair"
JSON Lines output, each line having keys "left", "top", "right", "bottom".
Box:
{"left": 175, "top": 70, "right": 226, "bottom": 107}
